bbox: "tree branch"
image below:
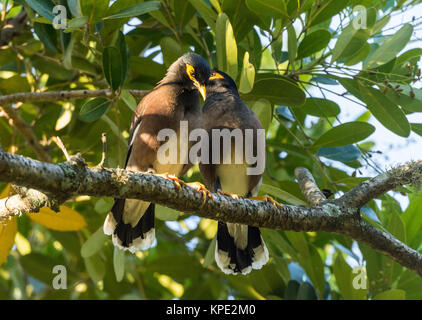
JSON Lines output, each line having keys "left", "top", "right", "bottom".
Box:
{"left": 294, "top": 167, "right": 327, "bottom": 206}
{"left": 0, "top": 149, "right": 421, "bottom": 276}
{"left": 0, "top": 89, "right": 148, "bottom": 105}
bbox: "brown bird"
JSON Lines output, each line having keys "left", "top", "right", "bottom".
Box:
{"left": 199, "top": 70, "right": 279, "bottom": 274}
{"left": 104, "top": 53, "right": 211, "bottom": 253}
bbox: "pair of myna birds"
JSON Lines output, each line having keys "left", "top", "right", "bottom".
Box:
{"left": 104, "top": 53, "right": 275, "bottom": 275}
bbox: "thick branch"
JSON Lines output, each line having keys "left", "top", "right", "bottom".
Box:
{"left": 0, "top": 150, "right": 422, "bottom": 276}
{"left": 338, "top": 160, "right": 422, "bottom": 208}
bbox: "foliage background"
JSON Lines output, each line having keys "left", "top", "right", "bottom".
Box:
{"left": 0, "top": 0, "right": 422, "bottom": 300}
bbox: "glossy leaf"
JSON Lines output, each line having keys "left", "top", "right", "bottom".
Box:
{"left": 359, "top": 85, "right": 410, "bottom": 137}
{"left": 364, "top": 24, "right": 413, "bottom": 69}
{"left": 317, "top": 145, "right": 361, "bottom": 162}
{"left": 26, "top": 0, "right": 56, "bottom": 21}
{"left": 113, "top": 247, "right": 125, "bottom": 282}
{"left": 243, "top": 74, "right": 305, "bottom": 107}
{"left": 239, "top": 52, "right": 255, "bottom": 94}
{"left": 297, "top": 30, "right": 331, "bottom": 59}
{"left": 374, "top": 289, "right": 406, "bottom": 300}
{"left": 103, "top": 47, "right": 123, "bottom": 91}
{"left": 301, "top": 97, "right": 340, "bottom": 117}
{"left": 314, "top": 122, "right": 375, "bottom": 148}
{"left": 103, "top": 1, "right": 161, "bottom": 19}
{"left": 249, "top": 99, "right": 272, "bottom": 132}
{"left": 81, "top": 227, "right": 108, "bottom": 258}
{"left": 79, "top": 98, "right": 112, "bottom": 122}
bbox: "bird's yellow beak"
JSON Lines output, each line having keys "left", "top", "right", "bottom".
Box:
{"left": 198, "top": 84, "right": 206, "bottom": 100}
{"left": 186, "top": 64, "right": 206, "bottom": 100}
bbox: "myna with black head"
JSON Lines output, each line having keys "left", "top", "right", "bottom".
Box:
{"left": 199, "top": 70, "right": 278, "bottom": 275}
{"left": 103, "top": 52, "right": 211, "bottom": 253}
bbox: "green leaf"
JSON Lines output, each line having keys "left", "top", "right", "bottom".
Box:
{"left": 113, "top": 247, "right": 125, "bottom": 282}
{"left": 245, "top": 0, "right": 286, "bottom": 16}
{"left": 364, "top": 24, "right": 413, "bottom": 69}
{"left": 297, "top": 30, "right": 331, "bottom": 59}
{"left": 116, "top": 31, "right": 129, "bottom": 85}
{"left": 314, "top": 122, "right": 375, "bottom": 148}
{"left": 80, "top": 0, "right": 110, "bottom": 24}
{"left": 358, "top": 85, "right": 410, "bottom": 137}
{"left": 242, "top": 74, "right": 305, "bottom": 107}
{"left": 155, "top": 205, "right": 180, "bottom": 221}
{"left": 332, "top": 253, "right": 367, "bottom": 300}
{"left": 187, "top": 0, "right": 217, "bottom": 30}
{"left": 317, "top": 145, "right": 361, "bottom": 162}
{"left": 411, "top": 123, "right": 422, "bottom": 137}
{"left": 20, "top": 253, "right": 61, "bottom": 284}
{"left": 33, "top": 22, "right": 58, "bottom": 52}
{"left": 94, "top": 198, "right": 114, "bottom": 214}
{"left": 26, "top": 0, "right": 55, "bottom": 21}
{"left": 249, "top": 99, "right": 272, "bottom": 132}
{"left": 67, "top": 16, "right": 88, "bottom": 29}
{"left": 84, "top": 254, "right": 106, "bottom": 283}
{"left": 202, "top": 236, "right": 216, "bottom": 268}
{"left": 387, "top": 211, "right": 406, "bottom": 243}
{"left": 79, "top": 98, "right": 112, "bottom": 122}
{"left": 332, "top": 25, "right": 369, "bottom": 63}
{"left": 300, "top": 97, "right": 340, "bottom": 117}
{"left": 309, "top": 0, "right": 349, "bottom": 26}
{"left": 120, "top": 89, "right": 138, "bottom": 112}
{"left": 216, "top": 13, "right": 238, "bottom": 79}
{"left": 103, "top": 47, "right": 123, "bottom": 91}
{"left": 296, "top": 282, "right": 318, "bottom": 300}
{"left": 384, "top": 85, "right": 422, "bottom": 113}
{"left": 160, "top": 37, "right": 183, "bottom": 67}
{"left": 260, "top": 183, "right": 306, "bottom": 206}
{"left": 81, "top": 227, "right": 108, "bottom": 258}
{"left": 287, "top": 24, "right": 297, "bottom": 67}
{"left": 239, "top": 52, "right": 255, "bottom": 94}
{"left": 67, "top": 0, "right": 82, "bottom": 17}
{"left": 104, "top": 1, "right": 161, "bottom": 19}
{"left": 374, "top": 289, "right": 406, "bottom": 300}
{"left": 402, "top": 190, "right": 422, "bottom": 246}
{"left": 396, "top": 48, "right": 422, "bottom": 65}
{"left": 285, "top": 280, "right": 300, "bottom": 299}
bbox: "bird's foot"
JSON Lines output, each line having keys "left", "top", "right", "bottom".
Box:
{"left": 156, "top": 173, "right": 184, "bottom": 190}
{"left": 249, "top": 195, "right": 283, "bottom": 211}
{"left": 217, "top": 190, "right": 240, "bottom": 200}
{"left": 186, "top": 182, "right": 213, "bottom": 205}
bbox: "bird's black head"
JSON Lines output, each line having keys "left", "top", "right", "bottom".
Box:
{"left": 205, "top": 70, "right": 239, "bottom": 97}
{"left": 165, "top": 52, "right": 211, "bottom": 100}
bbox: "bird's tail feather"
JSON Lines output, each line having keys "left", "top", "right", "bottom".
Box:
{"left": 215, "top": 222, "right": 268, "bottom": 275}
{"left": 103, "top": 199, "right": 155, "bottom": 253}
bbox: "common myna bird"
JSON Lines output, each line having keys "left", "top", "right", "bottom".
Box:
{"left": 104, "top": 52, "right": 211, "bottom": 252}
{"left": 199, "top": 70, "right": 278, "bottom": 275}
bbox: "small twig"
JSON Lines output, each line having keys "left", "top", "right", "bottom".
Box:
{"left": 52, "top": 136, "right": 71, "bottom": 162}
{"left": 97, "top": 133, "right": 107, "bottom": 168}
{"left": 0, "top": 103, "right": 52, "bottom": 163}
{"left": 295, "top": 167, "right": 327, "bottom": 206}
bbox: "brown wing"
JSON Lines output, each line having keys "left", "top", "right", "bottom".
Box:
{"left": 125, "top": 85, "right": 183, "bottom": 172}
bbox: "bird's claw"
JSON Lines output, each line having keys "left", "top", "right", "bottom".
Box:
{"left": 217, "top": 190, "right": 240, "bottom": 200}
{"left": 186, "top": 182, "right": 213, "bottom": 206}
{"left": 156, "top": 173, "right": 184, "bottom": 190}
{"left": 249, "top": 195, "right": 283, "bottom": 211}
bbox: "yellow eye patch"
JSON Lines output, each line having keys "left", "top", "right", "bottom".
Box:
{"left": 209, "top": 72, "right": 224, "bottom": 80}
{"left": 186, "top": 64, "right": 196, "bottom": 81}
